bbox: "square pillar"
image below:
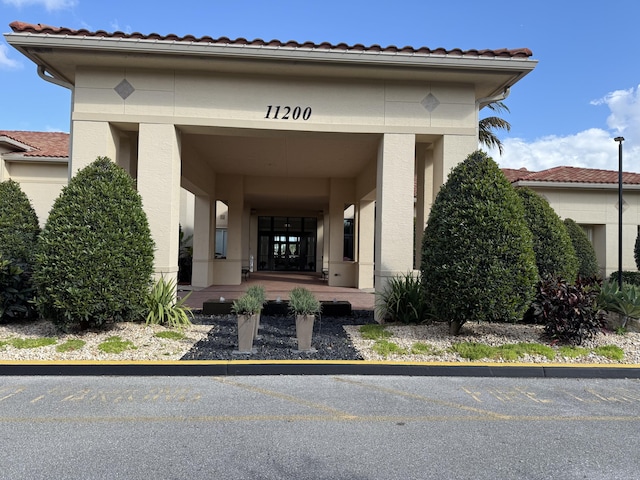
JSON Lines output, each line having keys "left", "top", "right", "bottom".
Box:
{"left": 191, "top": 194, "right": 216, "bottom": 288}
{"left": 328, "top": 178, "right": 355, "bottom": 287}
{"left": 415, "top": 145, "right": 433, "bottom": 269}
{"left": 213, "top": 175, "right": 243, "bottom": 285}
{"left": 356, "top": 199, "right": 375, "bottom": 289}
{"left": 375, "top": 134, "right": 415, "bottom": 300}
{"left": 70, "top": 120, "right": 118, "bottom": 178}
{"left": 137, "top": 123, "right": 181, "bottom": 282}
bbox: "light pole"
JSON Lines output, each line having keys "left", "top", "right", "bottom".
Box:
{"left": 615, "top": 136, "right": 625, "bottom": 289}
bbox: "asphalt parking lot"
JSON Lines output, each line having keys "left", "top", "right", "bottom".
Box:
{"left": 2, "top": 375, "right": 639, "bottom": 479}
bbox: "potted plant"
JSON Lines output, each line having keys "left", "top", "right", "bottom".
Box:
{"left": 288, "top": 287, "right": 321, "bottom": 352}
{"left": 231, "top": 293, "right": 263, "bottom": 354}
{"left": 246, "top": 284, "right": 267, "bottom": 339}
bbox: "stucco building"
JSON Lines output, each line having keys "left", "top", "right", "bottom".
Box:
{"left": 504, "top": 167, "right": 640, "bottom": 278}
{"left": 0, "top": 130, "right": 68, "bottom": 225}
{"left": 5, "top": 21, "right": 537, "bottom": 295}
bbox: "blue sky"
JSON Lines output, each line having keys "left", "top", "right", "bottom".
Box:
{"left": 1, "top": 0, "right": 639, "bottom": 172}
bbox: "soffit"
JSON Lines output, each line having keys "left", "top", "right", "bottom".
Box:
{"left": 182, "top": 128, "right": 379, "bottom": 179}
{"left": 6, "top": 22, "right": 537, "bottom": 100}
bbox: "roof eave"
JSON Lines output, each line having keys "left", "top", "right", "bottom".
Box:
{"left": 5, "top": 32, "right": 537, "bottom": 78}
{"left": 2, "top": 153, "right": 68, "bottom": 163}
{"left": 514, "top": 180, "right": 640, "bottom": 190}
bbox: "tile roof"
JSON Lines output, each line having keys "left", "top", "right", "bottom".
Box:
{"left": 9, "top": 21, "right": 533, "bottom": 59}
{"left": 0, "top": 130, "right": 69, "bottom": 158}
{"left": 503, "top": 166, "right": 640, "bottom": 186}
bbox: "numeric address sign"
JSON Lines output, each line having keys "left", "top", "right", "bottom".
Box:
{"left": 265, "top": 105, "right": 312, "bottom": 121}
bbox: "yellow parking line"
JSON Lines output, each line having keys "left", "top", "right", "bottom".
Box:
{"left": 334, "top": 376, "right": 511, "bottom": 419}
{"left": 213, "top": 377, "right": 359, "bottom": 419}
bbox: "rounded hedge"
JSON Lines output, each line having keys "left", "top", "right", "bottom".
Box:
{"left": 0, "top": 179, "right": 40, "bottom": 267}
{"left": 420, "top": 150, "right": 538, "bottom": 333}
{"left": 563, "top": 218, "right": 600, "bottom": 279}
{"left": 33, "top": 157, "right": 155, "bottom": 328}
{"left": 516, "top": 188, "right": 578, "bottom": 282}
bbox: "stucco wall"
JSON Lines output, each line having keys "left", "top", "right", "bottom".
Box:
{"left": 2, "top": 161, "right": 67, "bottom": 226}
{"left": 73, "top": 67, "right": 477, "bottom": 133}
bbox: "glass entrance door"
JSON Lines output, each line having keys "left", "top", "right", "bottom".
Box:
{"left": 257, "top": 217, "right": 317, "bottom": 271}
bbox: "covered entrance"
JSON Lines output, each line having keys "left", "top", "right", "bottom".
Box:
{"left": 5, "top": 21, "right": 537, "bottom": 314}
{"left": 257, "top": 216, "right": 317, "bottom": 272}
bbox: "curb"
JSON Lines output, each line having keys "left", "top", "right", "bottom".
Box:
{"left": 1, "top": 360, "right": 640, "bottom": 378}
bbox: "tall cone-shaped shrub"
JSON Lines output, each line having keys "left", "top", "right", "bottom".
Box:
{"left": 33, "top": 157, "right": 155, "bottom": 328}
{"left": 0, "top": 179, "right": 40, "bottom": 321}
{"left": 420, "top": 150, "right": 538, "bottom": 334}
{"left": 564, "top": 218, "right": 600, "bottom": 279}
{"left": 0, "top": 179, "right": 40, "bottom": 267}
{"left": 516, "top": 188, "right": 578, "bottom": 282}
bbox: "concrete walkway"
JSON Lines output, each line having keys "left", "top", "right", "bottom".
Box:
{"left": 179, "top": 271, "right": 375, "bottom": 311}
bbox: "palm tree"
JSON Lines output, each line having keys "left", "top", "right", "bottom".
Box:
{"left": 479, "top": 101, "right": 511, "bottom": 154}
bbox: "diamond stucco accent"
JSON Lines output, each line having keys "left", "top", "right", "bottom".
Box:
{"left": 114, "top": 79, "right": 135, "bottom": 100}
{"left": 421, "top": 93, "right": 440, "bottom": 112}
{"left": 616, "top": 199, "right": 629, "bottom": 212}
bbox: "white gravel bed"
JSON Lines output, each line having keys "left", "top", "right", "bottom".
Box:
{"left": 0, "top": 320, "right": 211, "bottom": 361}
{"left": 344, "top": 321, "right": 640, "bottom": 364}
{"left": 2, "top": 318, "right": 640, "bottom": 364}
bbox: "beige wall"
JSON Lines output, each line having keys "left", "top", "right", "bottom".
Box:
{"left": 1, "top": 160, "right": 67, "bottom": 226}
{"left": 524, "top": 186, "right": 640, "bottom": 277}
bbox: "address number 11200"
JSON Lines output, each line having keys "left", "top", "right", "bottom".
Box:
{"left": 265, "top": 105, "right": 312, "bottom": 120}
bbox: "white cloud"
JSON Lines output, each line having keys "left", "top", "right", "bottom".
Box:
{"left": 493, "top": 85, "right": 640, "bottom": 173}
{"left": 2, "top": 0, "right": 78, "bottom": 11}
{"left": 0, "top": 43, "right": 21, "bottom": 70}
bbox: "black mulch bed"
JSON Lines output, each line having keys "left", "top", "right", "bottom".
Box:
{"left": 181, "top": 311, "right": 376, "bottom": 361}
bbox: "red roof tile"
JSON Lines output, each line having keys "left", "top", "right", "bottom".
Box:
{"left": 0, "top": 130, "right": 69, "bottom": 158}
{"left": 9, "top": 21, "right": 534, "bottom": 59}
{"left": 501, "top": 167, "right": 535, "bottom": 182}
{"left": 503, "top": 166, "right": 640, "bottom": 186}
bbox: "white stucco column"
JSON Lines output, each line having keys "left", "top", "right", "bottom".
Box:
{"left": 375, "top": 134, "right": 416, "bottom": 305}
{"left": 191, "top": 194, "right": 216, "bottom": 288}
{"left": 137, "top": 123, "right": 181, "bottom": 282}
{"left": 322, "top": 212, "right": 330, "bottom": 271}
{"left": 415, "top": 145, "right": 434, "bottom": 269}
{"left": 356, "top": 199, "right": 375, "bottom": 289}
{"left": 69, "top": 120, "right": 118, "bottom": 178}
{"left": 329, "top": 178, "right": 355, "bottom": 287}
{"left": 213, "top": 175, "right": 243, "bottom": 285}
{"left": 432, "top": 134, "right": 477, "bottom": 196}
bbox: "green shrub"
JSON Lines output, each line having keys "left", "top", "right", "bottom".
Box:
{"left": 609, "top": 271, "right": 640, "bottom": 286}
{"left": 375, "top": 272, "right": 428, "bottom": 324}
{"left": 0, "top": 257, "right": 36, "bottom": 321}
{"left": 634, "top": 229, "right": 640, "bottom": 270}
{"left": 145, "top": 276, "right": 193, "bottom": 329}
{"left": 564, "top": 218, "right": 600, "bottom": 279}
{"left": 516, "top": 188, "right": 578, "bottom": 282}
{"left": 33, "top": 157, "right": 155, "bottom": 329}
{"left": 420, "top": 150, "right": 538, "bottom": 334}
{"left": 0, "top": 180, "right": 40, "bottom": 321}
{"left": 529, "top": 276, "right": 605, "bottom": 345}
{"left": 0, "top": 179, "right": 40, "bottom": 267}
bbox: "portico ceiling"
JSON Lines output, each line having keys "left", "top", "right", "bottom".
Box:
{"left": 182, "top": 128, "right": 380, "bottom": 179}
